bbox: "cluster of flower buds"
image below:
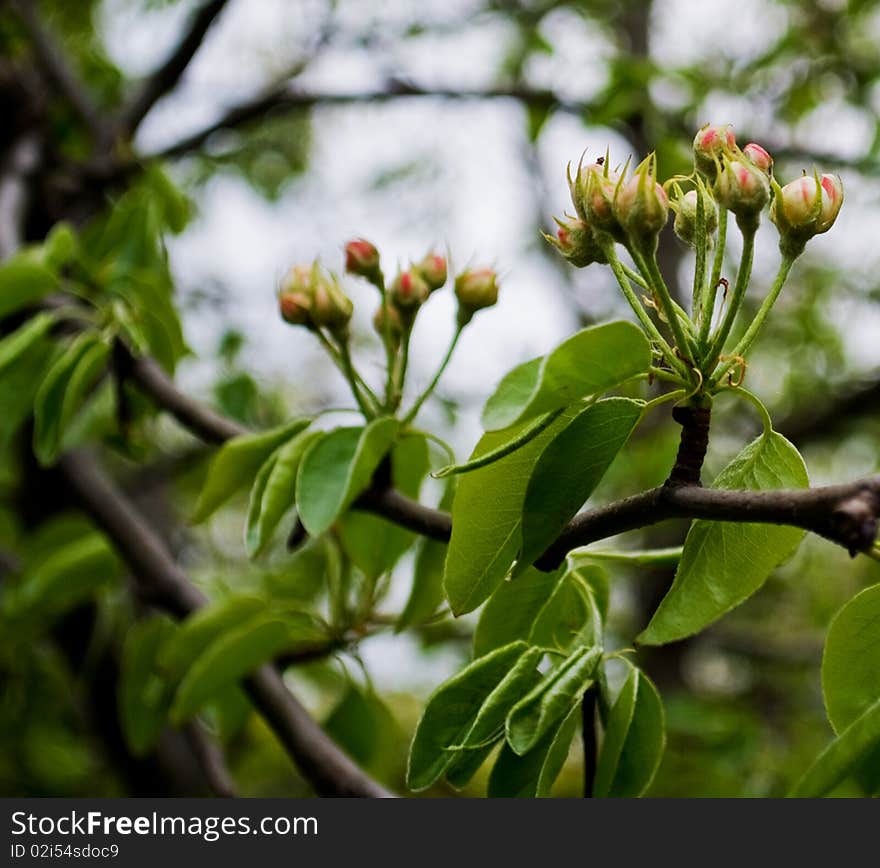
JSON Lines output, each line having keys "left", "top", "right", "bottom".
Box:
{"left": 278, "top": 262, "right": 353, "bottom": 337}
{"left": 770, "top": 172, "right": 844, "bottom": 258}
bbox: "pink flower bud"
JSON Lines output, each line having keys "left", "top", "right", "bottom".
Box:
{"left": 673, "top": 188, "right": 718, "bottom": 247}
{"left": 455, "top": 267, "right": 499, "bottom": 325}
{"left": 544, "top": 216, "right": 606, "bottom": 267}
{"left": 613, "top": 154, "right": 669, "bottom": 248}
{"left": 568, "top": 155, "right": 622, "bottom": 237}
{"left": 693, "top": 124, "right": 737, "bottom": 178}
{"left": 390, "top": 269, "right": 430, "bottom": 309}
{"left": 770, "top": 172, "right": 844, "bottom": 257}
{"left": 743, "top": 142, "right": 773, "bottom": 174}
{"left": 344, "top": 238, "right": 381, "bottom": 281}
{"left": 415, "top": 253, "right": 448, "bottom": 291}
{"left": 279, "top": 291, "right": 312, "bottom": 326}
{"left": 714, "top": 158, "right": 770, "bottom": 227}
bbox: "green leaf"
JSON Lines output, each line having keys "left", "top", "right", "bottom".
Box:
{"left": 324, "top": 685, "right": 399, "bottom": 778}
{"left": 481, "top": 321, "right": 652, "bottom": 431}
{"left": 119, "top": 617, "right": 174, "bottom": 756}
{"left": 593, "top": 662, "right": 665, "bottom": 797}
{"left": 449, "top": 646, "right": 545, "bottom": 749}
{"left": 407, "top": 641, "right": 528, "bottom": 791}
{"left": 443, "top": 742, "right": 496, "bottom": 790}
{"left": 398, "top": 479, "right": 456, "bottom": 631}
{"left": 245, "top": 429, "right": 321, "bottom": 558}
{"left": 8, "top": 534, "right": 119, "bottom": 623}
{"left": 337, "top": 432, "right": 429, "bottom": 578}
{"left": 170, "top": 616, "right": 293, "bottom": 724}
{"left": 821, "top": 583, "right": 880, "bottom": 793}
{"left": 444, "top": 409, "right": 575, "bottom": 616}
{"left": 506, "top": 644, "right": 602, "bottom": 755}
{"left": 474, "top": 562, "right": 606, "bottom": 657}
{"left": 33, "top": 333, "right": 110, "bottom": 466}
{"left": 0, "top": 252, "right": 59, "bottom": 319}
{"left": 789, "top": 697, "right": 880, "bottom": 797}
{"left": 822, "top": 584, "right": 880, "bottom": 734}
{"left": 191, "top": 418, "right": 310, "bottom": 523}
{"left": 159, "top": 594, "right": 268, "bottom": 683}
{"left": 518, "top": 397, "right": 643, "bottom": 570}
{"left": 296, "top": 417, "right": 399, "bottom": 537}
{"left": 0, "top": 313, "right": 56, "bottom": 376}
{"left": 638, "top": 432, "right": 808, "bottom": 645}
{"left": 488, "top": 700, "right": 579, "bottom": 797}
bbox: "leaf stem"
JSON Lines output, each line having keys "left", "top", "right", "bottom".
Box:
{"left": 716, "top": 384, "right": 774, "bottom": 435}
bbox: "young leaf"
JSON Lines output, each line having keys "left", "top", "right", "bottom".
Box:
{"left": 33, "top": 334, "right": 110, "bottom": 466}
{"left": 159, "top": 594, "right": 268, "bottom": 683}
{"left": 638, "top": 432, "right": 808, "bottom": 645}
{"left": 488, "top": 700, "right": 579, "bottom": 797}
{"left": 119, "top": 617, "right": 174, "bottom": 756}
{"left": 518, "top": 397, "right": 643, "bottom": 570}
{"left": 0, "top": 312, "right": 56, "bottom": 376}
{"left": 444, "top": 742, "right": 496, "bottom": 790}
{"left": 296, "top": 417, "right": 399, "bottom": 536}
{"left": 0, "top": 252, "right": 59, "bottom": 319}
{"left": 481, "top": 321, "right": 651, "bottom": 431}
{"left": 324, "top": 685, "right": 400, "bottom": 778}
{"left": 191, "top": 418, "right": 311, "bottom": 523}
{"left": 407, "top": 641, "right": 529, "bottom": 791}
{"left": 474, "top": 562, "right": 607, "bottom": 657}
{"left": 245, "top": 429, "right": 322, "bottom": 557}
{"left": 822, "top": 584, "right": 880, "bottom": 734}
{"left": 506, "top": 644, "right": 602, "bottom": 755}
{"left": 170, "top": 616, "right": 293, "bottom": 725}
{"left": 8, "top": 533, "right": 119, "bottom": 623}
{"left": 444, "top": 409, "right": 575, "bottom": 616}
{"left": 789, "top": 697, "right": 880, "bottom": 798}
{"left": 337, "top": 432, "right": 429, "bottom": 578}
{"left": 593, "top": 662, "right": 665, "bottom": 798}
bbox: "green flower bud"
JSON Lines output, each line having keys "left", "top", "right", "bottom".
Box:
{"left": 373, "top": 302, "right": 403, "bottom": 346}
{"left": 455, "top": 267, "right": 499, "bottom": 326}
{"left": 613, "top": 154, "right": 669, "bottom": 249}
{"left": 715, "top": 157, "right": 770, "bottom": 230}
{"left": 310, "top": 268, "right": 354, "bottom": 334}
{"left": 673, "top": 188, "right": 718, "bottom": 247}
{"left": 543, "top": 215, "right": 606, "bottom": 267}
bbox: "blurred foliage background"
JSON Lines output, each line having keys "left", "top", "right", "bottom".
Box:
{"left": 1, "top": 0, "right": 880, "bottom": 798}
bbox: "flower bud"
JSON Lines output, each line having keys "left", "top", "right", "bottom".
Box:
{"left": 569, "top": 155, "right": 622, "bottom": 237}
{"left": 693, "top": 124, "right": 736, "bottom": 178}
{"left": 308, "top": 266, "right": 353, "bottom": 335}
{"left": 373, "top": 302, "right": 403, "bottom": 345}
{"left": 770, "top": 172, "right": 844, "bottom": 258}
{"left": 714, "top": 157, "right": 770, "bottom": 229}
{"left": 279, "top": 291, "right": 312, "bottom": 326}
{"left": 344, "top": 238, "right": 381, "bottom": 282}
{"left": 613, "top": 154, "right": 669, "bottom": 249}
{"left": 455, "top": 267, "right": 499, "bottom": 325}
{"left": 390, "top": 269, "right": 430, "bottom": 310}
{"left": 544, "top": 216, "right": 606, "bottom": 267}
{"left": 743, "top": 142, "right": 773, "bottom": 174}
{"left": 415, "top": 253, "right": 448, "bottom": 291}
{"left": 673, "top": 188, "right": 718, "bottom": 247}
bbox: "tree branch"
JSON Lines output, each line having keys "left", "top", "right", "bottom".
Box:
{"left": 120, "top": 0, "right": 231, "bottom": 136}
{"left": 122, "top": 346, "right": 880, "bottom": 568}
{"left": 8, "top": 0, "right": 107, "bottom": 142}
{"left": 57, "top": 447, "right": 393, "bottom": 798}
{"left": 183, "top": 721, "right": 237, "bottom": 798}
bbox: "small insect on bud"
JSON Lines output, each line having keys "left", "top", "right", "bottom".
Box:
{"left": 714, "top": 158, "right": 770, "bottom": 230}
{"left": 742, "top": 142, "right": 773, "bottom": 175}
{"left": 390, "top": 269, "right": 431, "bottom": 310}
{"left": 770, "top": 172, "right": 844, "bottom": 258}
{"left": 344, "top": 238, "right": 382, "bottom": 282}
{"left": 613, "top": 154, "right": 669, "bottom": 249}
{"left": 455, "top": 267, "right": 499, "bottom": 326}
{"left": 693, "top": 124, "right": 737, "bottom": 179}
{"left": 543, "top": 216, "right": 606, "bottom": 267}
{"left": 415, "top": 253, "right": 448, "bottom": 291}
{"left": 672, "top": 188, "right": 718, "bottom": 247}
